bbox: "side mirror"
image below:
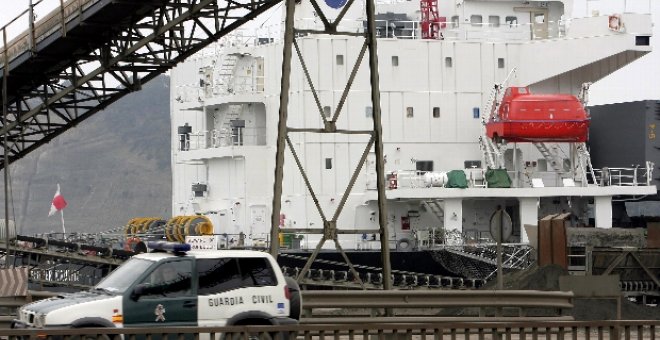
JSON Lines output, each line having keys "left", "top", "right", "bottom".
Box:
{"left": 131, "top": 284, "right": 147, "bottom": 301}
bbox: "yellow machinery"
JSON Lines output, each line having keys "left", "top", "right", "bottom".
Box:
{"left": 164, "top": 216, "right": 214, "bottom": 242}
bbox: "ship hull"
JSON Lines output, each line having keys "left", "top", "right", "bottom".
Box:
{"left": 275, "top": 247, "right": 505, "bottom": 288}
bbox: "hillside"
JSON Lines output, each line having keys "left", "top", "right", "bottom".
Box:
{"left": 0, "top": 75, "right": 171, "bottom": 236}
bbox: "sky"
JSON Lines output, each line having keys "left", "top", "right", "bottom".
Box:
{"left": 0, "top": 0, "right": 659, "bottom": 105}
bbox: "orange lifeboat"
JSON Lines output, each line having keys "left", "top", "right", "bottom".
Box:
{"left": 485, "top": 87, "right": 590, "bottom": 143}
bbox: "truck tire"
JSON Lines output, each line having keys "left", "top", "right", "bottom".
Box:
{"left": 285, "top": 276, "right": 301, "bottom": 320}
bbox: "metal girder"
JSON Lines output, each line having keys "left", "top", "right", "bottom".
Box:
{"left": 601, "top": 250, "right": 660, "bottom": 289}
{"left": 0, "top": 0, "right": 281, "bottom": 170}
{"left": 2, "top": 245, "right": 121, "bottom": 288}
{"left": 269, "top": 0, "right": 391, "bottom": 289}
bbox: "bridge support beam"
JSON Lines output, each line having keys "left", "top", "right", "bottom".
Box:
{"left": 268, "top": 0, "right": 390, "bottom": 289}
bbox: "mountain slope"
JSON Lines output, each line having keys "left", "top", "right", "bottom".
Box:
{"left": 1, "top": 75, "right": 171, "bottom": 235}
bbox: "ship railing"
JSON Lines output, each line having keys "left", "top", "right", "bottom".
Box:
{"left": 592, "top": 162, "right": 654, "bottom": 187}
{"left": 173, "top": 83, "right": 206, "bottom": 103}
{"left": 180, "top": 128, "right": 266, "bottom": 150}
{"left": 444, "top": 19, "right": 568, "bottom": 41}
{"left": 201, "top": 15, "right": 577, "bottom": 50}
{"left": 463, "top": 229, "right": 495, "bottom": 244}
{"left": 387, "top": 164, "right": 655, "bottom": 190}
{"left": 387, "top": 169, "right": 567, "bottom": 189}
{"left": 174, "top": 79, "right": 265, "bottom": 104}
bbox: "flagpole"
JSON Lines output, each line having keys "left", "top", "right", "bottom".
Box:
{"left": 60, "top": 210, "right": 66, "bottom": 239}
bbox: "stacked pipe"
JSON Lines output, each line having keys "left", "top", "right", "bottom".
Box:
{"left": 123, "top": 217, "right": 166, "bottom": 253}
{"left": 124, "top": 217, "right": 166, "bottom": 236}
{"left": 164, "top": 216, "right": 214, "bottom": 242}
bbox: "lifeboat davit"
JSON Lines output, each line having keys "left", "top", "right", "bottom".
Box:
{"left": 485, "top": 87, "right": 590, "bottom": 143}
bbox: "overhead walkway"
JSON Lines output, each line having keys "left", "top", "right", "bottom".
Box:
{"left": 0, "top": 0, "right": 280, "bottom": 169}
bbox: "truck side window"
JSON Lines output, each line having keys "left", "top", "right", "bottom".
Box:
{"left": 141, "top": 260, "right": 193, "bottom": 298}
{"left": 238, "top": 258, "right": 277, "bottom": 287}
{"left": 198, "top": 258, "right": 242, "bottom": 294}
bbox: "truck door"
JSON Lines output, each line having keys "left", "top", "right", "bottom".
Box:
{"left": 123, "top": 258, "right": 197, "bottom": 327}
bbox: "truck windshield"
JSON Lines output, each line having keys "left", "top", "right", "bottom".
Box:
{"left": 95, "top": 258, "right": 155, "bottom": 293}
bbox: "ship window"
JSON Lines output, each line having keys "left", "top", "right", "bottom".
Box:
{"left": 365, "top": 106, "right": 373, "bottom": 117}
{"left": 325, "top": 158, "right": 332, "bottom": 169}
{"left": 470, "top": 15, "right": 483, "bottom": 27}
{"left": 416, "top": 161, "right": 434, "bottom": 172}
{"left": 406, "top": 107, "right": 414, "bottom": 118}
{"left": 323, "top": 105, "right": 332, "bottom": 117}
{"left": 534, "top": 13, "right": 545, "bottom": 24}
{"left": 433, "top": 107, "right": 440, "bottom": 118}
{"left": 489, "top": 15, "right": 500, "bottom": 28}
{"left": 636, "top": 36, "right": 650, "bottom": 46}
{"left": 498, "top": 58, "right": 505, "bottom": 68}
{"left": 473, "top": 107, "right": 480, "bottom": 119}
{"left": 464, "top": 160, "right": 481, "bottom": 168}
{"left": 392, "top": 56, "right": 399, "bottom": 66}
{"left": 336, "top": 54, "right": 344, "bottom": 65}
{"left": 445, "top": 57, "right": 452, "bottom": 67}
{"left": 451, "top": 15, "right": 459, "bottom": 28}
{"left": 505, "top": 16, "right": 518, "bottom": 26}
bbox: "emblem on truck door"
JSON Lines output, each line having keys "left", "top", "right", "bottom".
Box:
{"left": 155, "top": 304, "right": 166, "bottom": 322}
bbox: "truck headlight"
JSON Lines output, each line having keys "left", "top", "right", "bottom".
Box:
{"left": 33, "top": 313, "right": 46, "bottom": 328}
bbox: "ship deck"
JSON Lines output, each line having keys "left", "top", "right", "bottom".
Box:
{"left": 372, "top": 185, "right": 657, "bottom": 200}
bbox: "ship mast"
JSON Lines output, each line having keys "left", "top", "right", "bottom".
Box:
{"left": 270, "top": 0, "right": 392, "bottom": 290}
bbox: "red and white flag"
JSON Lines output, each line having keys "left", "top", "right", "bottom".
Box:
{"left": 48, "top": 184, "right": 68, "bottom": 217}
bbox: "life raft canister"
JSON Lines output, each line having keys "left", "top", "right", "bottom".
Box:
{"left": 608, "top": 14, "right": 623, "bottom": 31}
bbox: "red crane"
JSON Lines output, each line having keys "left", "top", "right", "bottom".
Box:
{"left": 420, "top": 0, "right": 443, "bottom": 39}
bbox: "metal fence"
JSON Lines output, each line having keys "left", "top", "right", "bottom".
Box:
{"left": 300, "top": 290, "right": 574, "bottom": 323}
{"left": 0, "top": 321, "right": 658, "bottom": 340}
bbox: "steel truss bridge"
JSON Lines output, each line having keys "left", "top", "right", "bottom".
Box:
{"left": 0, "top": 0, "right": 280, "bottom": 169}
{"left": 0, "top": 0, "right": 281, "bottom": 288}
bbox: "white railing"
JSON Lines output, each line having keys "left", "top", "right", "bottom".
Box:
{"left": 174, "top": 73, "right": 264, "bottom": 104}
{"left": 178, "top": 127, "right": 267, "bottom": 151}
{"left": 593, "top": 162, "right": 655, "bottom": 187}
{"left": 384, "top": 163, "right": 655, "bottom": 190}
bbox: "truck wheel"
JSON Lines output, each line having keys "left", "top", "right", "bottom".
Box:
{"left": 285, "top": 276, "right": 301, "bottom": 320}
{"left": 232, "top": 319, "right": 271, "bottom": 340}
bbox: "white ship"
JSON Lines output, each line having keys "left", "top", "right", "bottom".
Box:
{"left": 168, "top": 0, "right": 655, "bottom": 281}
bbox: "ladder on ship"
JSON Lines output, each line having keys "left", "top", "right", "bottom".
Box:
{"left": 533, "top": 142, "right": 564, "bottom": 172}
{"left": 480, "top": 83, "right": 504, "bottom": 168}
{"left": 218, "top": 104, "right": 243, "bottom": 146}
{"left": 421, "top": 200, "right": 445, "bottom": 246}
{"left": 480, "top": 68, "right": 517, "bottom": 168}
{"left": 423, "top": 200, "right": 444, "bottom": 222}
{"left": 574, "top": 83, "right": 597, "bottom": 185}
{"left": 217, "top": 54, "right": 239, "bottom": 94}
{"left": 575, "top": 142, "right": 597, "bottom": 186}
{"left": 479, "top": 135, "right": 504, "bottom": 169}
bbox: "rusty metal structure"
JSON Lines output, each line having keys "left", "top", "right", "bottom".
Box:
{"left": 269, "top": 0, "right": 392, "bottom": 290}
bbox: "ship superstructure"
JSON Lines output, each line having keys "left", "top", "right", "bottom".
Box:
{"left": 169, "top": 0, "right": 654, "bottom": 275}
